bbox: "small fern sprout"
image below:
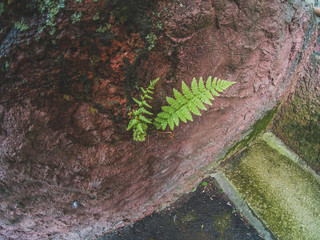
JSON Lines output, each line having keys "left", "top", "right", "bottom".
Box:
{"left": 127, "top": 77, "right": 159, "bottom": 141}
{"left": 153, "top": 76, "right": 236, "bottom": 131}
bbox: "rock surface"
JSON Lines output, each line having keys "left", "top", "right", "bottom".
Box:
{"left": 0, "top": 0, "right": 317, "bottom": 239}
{"left": 273, "top": 25, "right": 320, "bottom": 173}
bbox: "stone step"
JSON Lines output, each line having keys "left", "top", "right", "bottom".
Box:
{"left": 218, "top": 132, "right": 320, "bottom": 240}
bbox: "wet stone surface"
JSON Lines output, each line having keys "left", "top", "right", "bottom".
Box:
{"left": 99, "top": 178, "right": 263, "bottom": 240}
{"left": 223, "top": 133, "right": 320, "bottom": 240}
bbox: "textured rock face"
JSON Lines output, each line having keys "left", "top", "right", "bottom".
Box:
{"left": 273, "top": 28, "right": 320, "bottom": 174}
{"left": 0, "top": 0, "right": 317, "bottom": 239}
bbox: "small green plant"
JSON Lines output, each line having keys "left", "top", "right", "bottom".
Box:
{"left": 127, "top": 76, "right": 236, "bottom": 141}
{"left": 49, "top": 27, "right": 56, "bottom": 36}
{"left": 71, "top": 12, "right": 82, "bottom": 24}
{"left": 92, "top": 13, "right": 100, "bottom": 21}
{"left": 127, "top": 78, "right": 159, "bottom": 141}
{"left": 156, "top": 21, "right": 163, "bottom": 30}
{"left": 14, "top": 18, "right": 29, "bottom": 32}
{"left": 154, "top": 77, "right": 236, "bottom": 130}
{"left": 96, "top": 23, "right": 111, "bottom": 33}
{"left": 33, "top": 0, "right": 65, "bottom": 35}
{"left": 146, "top": 33, "right": 157, "bottom": 51}
{"left": 5, "top": 61, "right": 10, "bottom": 71}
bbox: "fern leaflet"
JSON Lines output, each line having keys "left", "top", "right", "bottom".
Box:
{"left": 153, "top": 77, "right": 236, "bottom": 130}
{"left": 127, "top": 78, "right": 159, "bottom": 141}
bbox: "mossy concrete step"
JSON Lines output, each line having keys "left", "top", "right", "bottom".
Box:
{"left": 217, "top": 132, "right": 320, "bottom": 240}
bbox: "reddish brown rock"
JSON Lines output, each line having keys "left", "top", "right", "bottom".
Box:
{"left": 0, "top": 0, "right": 317, "bottom": 239}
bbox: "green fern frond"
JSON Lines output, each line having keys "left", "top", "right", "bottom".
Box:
{"left": 133, "top": 122, "right": 148, "bottom": 141}
{"left": 154, "top": 77, "right": 236, "bottom": 131}
{"left": 127, "top": 77, "right": 159, "bottom": 141}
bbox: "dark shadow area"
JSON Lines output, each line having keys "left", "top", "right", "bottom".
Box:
{"left": 99, "top": 177, "right": 264, "bottom": 240}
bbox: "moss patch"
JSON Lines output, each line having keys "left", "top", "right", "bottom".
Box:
{"left": 273, "top": 94, "right": 320, "bottom": 173}
{"left": 211, "top": 211, "right": 232, "bottom": 236}
{"left": 174, "top": 210, "right": 197, "bottom": 226}
{"left": 225, "top": 105, "right": 279, "bottom": 160}
{"left": 180, "top": 211, "right": 197, "bottom": 223}
{"left": 223, "top": 135, "right": 320, "bottom": 240}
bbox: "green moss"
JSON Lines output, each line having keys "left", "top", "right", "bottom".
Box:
{"left": 174, "top": 211, "right": 197, "bottom": 225}
{"left": 223, "top": 136, "right": 320, "bottom": 240}
{"left": 273, "top": 95, "right": 320, "bottom": 172}
{"left": 180, "top": 211, "right": 196, "bottom": 223}
{"left": 212, "top": 211, "right": 232, "bottom": 236}
{"left": 225, "top": 105, "right": 279, "bottom": 159}
{"left": 261, "top": 132, "right": 300, "bottom": 163}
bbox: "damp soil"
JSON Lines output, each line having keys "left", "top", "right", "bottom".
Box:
{"left": 98, "top": 177, "right": 263, "bottom": 240}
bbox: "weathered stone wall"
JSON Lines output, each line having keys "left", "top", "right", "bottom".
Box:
{"left": 273, "top": 27, "right": 320, "bottom": 174}
{"left": 0, "top": 0, "right": 317, "bottom": 239}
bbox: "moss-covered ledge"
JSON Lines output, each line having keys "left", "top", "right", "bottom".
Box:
{"left": 222, "top": 105, "right": 280, "bottom": 163}
{"left": 222, "top": 132, "right": 320, "bottom": 240}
